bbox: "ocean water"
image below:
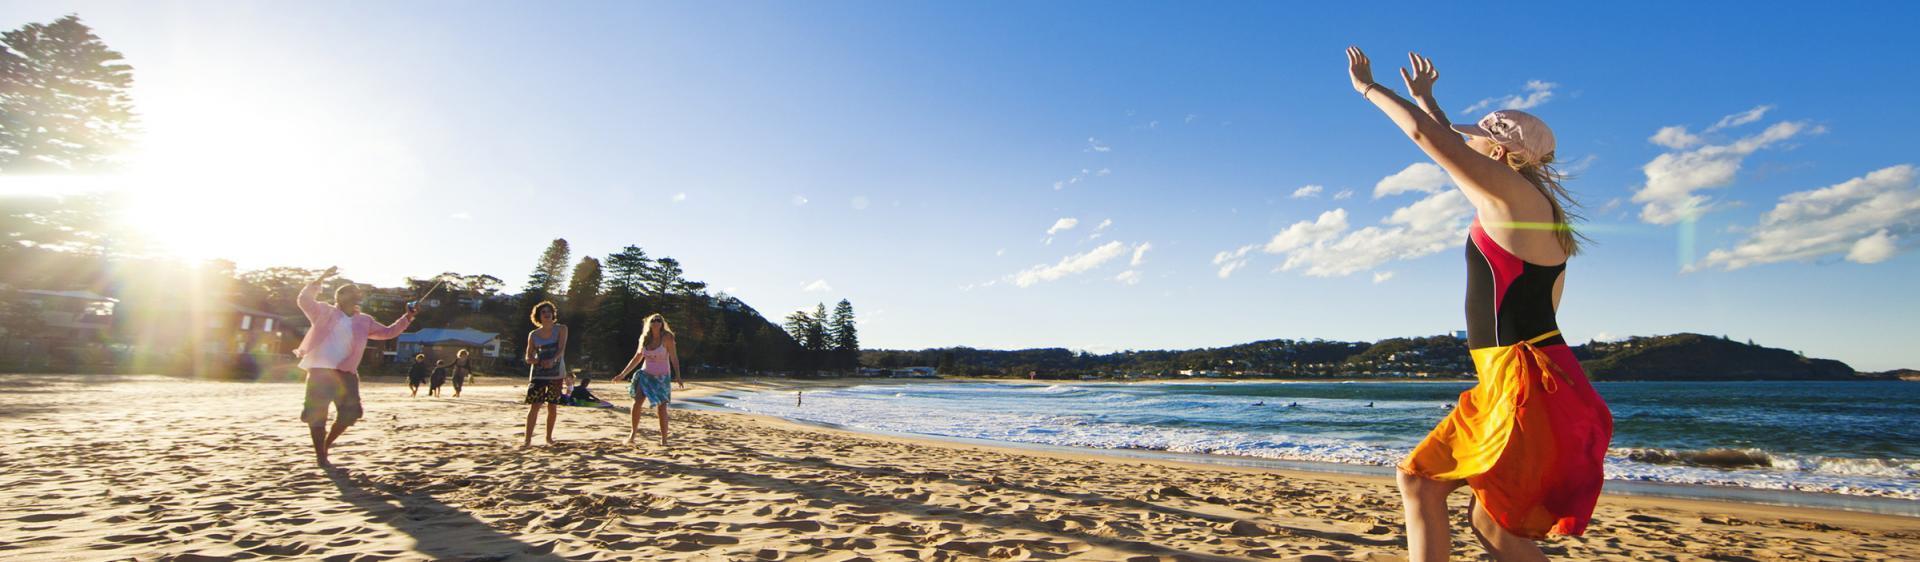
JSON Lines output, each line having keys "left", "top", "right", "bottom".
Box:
{"left": 712, "top": 380, "right": 1920, "bottom": 500}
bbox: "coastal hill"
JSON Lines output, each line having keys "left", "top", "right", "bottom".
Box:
{"left": 865, "top": 332, "right": 1898, "bottom": 382}
{"left": 1572, "top": 333, "right": 1858, "bottom": 381}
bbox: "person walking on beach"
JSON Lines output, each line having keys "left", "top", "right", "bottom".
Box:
{"left": 406, "top": 354, "right": 429, "bottom": 397}
{"left": 612, "top": 313, "right": 685, "bottom": 447}
{"left": 1346, "top": 47, "right": 1612, "bottom": 561}
{"left": 523, "top": 301, "right": 568, "bottom": 447}
{"left": 428, "top": 359, "right": 450, "bottom": 397}
{"left": 451, "top": 349, "right": 472, "bottom": 397}
{"left": 294, "top": 266, "right": 417, "bottom": 469}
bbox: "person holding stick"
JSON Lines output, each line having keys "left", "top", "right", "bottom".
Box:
{"left": 293, "top": 266, "right": 417, "bottom": 470}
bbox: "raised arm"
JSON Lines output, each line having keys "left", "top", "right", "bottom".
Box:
{"left": 367, "top": 307, "right": 416, "bottom": 340}
{"left": 1400, "top": 52, "right": 1450, "bottom": 129}
{"left": 296, "top": 266, "right": 337, "bottom": 321}
{"left": 1346, "top": 46, "right": 1532, "bottom": 211}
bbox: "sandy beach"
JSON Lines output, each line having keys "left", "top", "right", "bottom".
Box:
{"left": 1, "top": 374, "right": 1915, "bottom": 561}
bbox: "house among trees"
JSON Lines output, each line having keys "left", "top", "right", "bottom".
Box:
{"left": 396, "top": 328, "right": 505, "bottom": 364}
{"left": 0, "top": 289, "right": 117, "bottom": 368}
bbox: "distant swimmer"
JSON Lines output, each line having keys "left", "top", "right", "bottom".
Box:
{"left": 1366, "top": 402, "right": 1375, "bottom": 408}
{"left": 1253, "top": 401, "right": 1264, "bottom": 406}
{"left": 1288, "top": 402, "right": 1300, "bottom": 408}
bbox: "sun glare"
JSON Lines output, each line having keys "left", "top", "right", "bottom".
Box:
{"left": 104, "top": 74, "right": 425, "bottom": 266}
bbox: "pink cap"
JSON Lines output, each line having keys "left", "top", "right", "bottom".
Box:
{"left": 1452, "top": 109, "right": 1555, "bottom": 162}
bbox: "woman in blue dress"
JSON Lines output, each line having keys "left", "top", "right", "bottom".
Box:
{"left": 612, "top": 313, "right": 685, "bottom": 447}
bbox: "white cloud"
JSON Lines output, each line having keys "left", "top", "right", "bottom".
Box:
{"left": 1649, "top": 126, "right": 1703, "bottom": 150}
{"left": 995, "top": 248, "right": 1006, "bottom": 257}
{"left": 1086, "top": 137, "right": 1111, "bottom": 152}
{"left": 1212, "top": 244, "right": 1255, "bottom": 278}
{"left": 449, "top": 211, "right": 472, "bottom": 220}
{"left": 792, "top": 194, "right": 810, "bottom": 206}
{"left": 1848, "top": 229, "right": 1899, "bottom": 264}
{"left": 851, "top": 196, "right": 870, "bottom": 210}
{"left": 1115, "top": 270, "right": 1142, "bottom": 285}
{"left": 1634, "top": 120, "right": 1817, "bottom": 225}
{"left": 1333, "top": 189, "right": 1354, "bottom": 200}
{"left": 1130, "top": 242, "right": 1152, "bottom": 266}
{"left": 1095, "top": 218, "right": 1113, "bottom": 231}
{"left": 672, "top": 192, "right": 688, "bottom": 203}
{"left": 1463, "top": 80, "right": 1557, "bottom": 114}
{"left": 1011, "top": 241, "right": 1129, "bottom": 287}
{"left": 1097, "top": 168, "right": 1112, "bottom": 176}
{"left": 1695, "top": 165, "right": 1919, "bottom": 270}
{"left": 1184, "top": 113, "right": 1197, "bottom": 124}
{"left": 1372, "top": 271, "right": 1395, "bottom": 284}
{"left": 1291, "top": 184, "right": 1324, "bottom": 199}
{"left": 1709, "top": 105, "right": 1774, "bottom": 132}
{"left": 1263, "top": 209, "right": 1348, "bottom": 253}
{"left": 1276, "top": 191, "right": 1475, "bottom": 277}
{"left": 1052, "top": 180, "right": 1065, "bottom": 190}
{"left": 1374, "top": 163, "right": 1452, "bottom": 198}
{"left": 802, "top": 279, "right": 832, "bottom": 292}
{"left": 1046, "top": 217, "right": 1079, "bottom": 235}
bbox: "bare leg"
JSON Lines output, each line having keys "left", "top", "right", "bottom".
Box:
{"left": 1398, "top": 470, "right": 1465, "bottom": 562}
{"left": 324, "top": 420, "right": 350, "bottom": 449}
{"left": 523, "top": 404, "right": 539, "bottom": 447}
{"left": 1471, "top": 497, "right": 1548, "bottom": 562}
{"left": 628, "top": 399, "right": 644, "bottom": 445}
{"left": 308, "top": 422, "right": 330, "bottom": 467}
{"left": 655, "top": 403, "right": 669, "bottom": 446}
{"left": 544, "top": 403, "right": 557, "bottom": 445}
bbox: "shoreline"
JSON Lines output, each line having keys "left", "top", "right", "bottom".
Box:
{"left": 687, "top": 376, "right": 1920, "bottom": 517}
{"left": 3, "top": 373, "right": 1917, "bottom": 561}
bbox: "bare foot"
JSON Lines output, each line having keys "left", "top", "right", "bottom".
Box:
{"left": 545, "top": 437, "right": 556, "bottom": 446}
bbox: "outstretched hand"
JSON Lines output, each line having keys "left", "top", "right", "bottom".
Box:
{"left": 1346, "top": 46, "right": 1376, "bottom": 94}
{"left": 1400, "top": 52, "right": 1439, "bottom": 98}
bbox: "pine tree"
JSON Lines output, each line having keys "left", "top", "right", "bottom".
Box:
{"left": 827, "top": 299, "right": 859, "bottom": 371}
{"left": 521, "top": 238, "right": 571, "bottom": 305}
{"left": 807, "top": 303, "right": 830, "bottom": 352}
{"left": 564, "top": 257, "right": 602, "bottom": 314}
{"left": 588, "top": 246, "right": 652, "bottom": 367}
{"left": 1, "top": 16, "right": 136, "bottom": 255}
{"left": 562, "top": 256, "right": 602, "bottom": 360}
{"left": 0, "top": 15, "right": 136, "bottom": 172}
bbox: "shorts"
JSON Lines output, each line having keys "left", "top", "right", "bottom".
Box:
{"left": 302, "top": 368, "right": 363, "bottom": 426}
{"left": 525, "top": 379, "right": 566, "bottom": 404}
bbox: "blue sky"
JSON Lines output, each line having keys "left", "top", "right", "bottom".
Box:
{"left": 5, "top": 2, "right": 1917, "bottom": 370}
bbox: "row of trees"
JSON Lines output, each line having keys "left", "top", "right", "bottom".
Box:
{"left": 782, "top": 300, "right": 860, "bottom": 371}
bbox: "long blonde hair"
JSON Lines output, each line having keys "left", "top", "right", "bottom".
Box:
{"left": 1502, "top": 151, "right": 1587, "bottom": 257}
{"left": 638, "top": 313, "right": 675, "bottom": 349}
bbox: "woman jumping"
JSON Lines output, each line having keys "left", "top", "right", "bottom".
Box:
{"left": 612, "top": 313, "right": 685, "bottom": 447}
{"left": 522, "top": 301, "right": 568, "bottom": 447}
{"left": 1346, "top": 47, "right": 1612, "bottom": 561}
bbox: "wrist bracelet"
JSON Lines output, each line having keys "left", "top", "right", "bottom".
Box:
{"left": 1361, "top": 82, "right": 1383, "bottom": 99}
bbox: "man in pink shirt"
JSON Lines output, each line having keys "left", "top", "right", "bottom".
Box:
{"left": 295, "top": 266, "right": 416, "bottom": 469}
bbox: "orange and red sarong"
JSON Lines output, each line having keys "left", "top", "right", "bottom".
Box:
{"left": 1400, "top": 329, "right": 1613, "bottom": 538}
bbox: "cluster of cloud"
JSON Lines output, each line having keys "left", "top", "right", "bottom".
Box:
{"left": 1011, "top": 240, "right": 1153, "bottom": 288}
{"left": 801, "top": 279, "right": 832, "bottom": 292}
{"left": 1463, "top": 80, "right": 1557, "bottom": 114}
{"left": 1694, "top": 164, "right": 1918, "bottom": 270}
{"left": 1633, "top": 105, "right": 1820, "bottom": 225}
{"left": 1215, "top": 164, "right": 1474, "bottom": 279}
{"left": 1053, "top": 167, "right": 1112, "bottom": 190}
